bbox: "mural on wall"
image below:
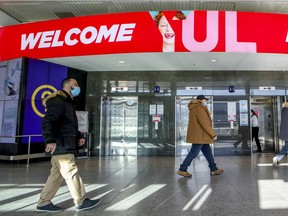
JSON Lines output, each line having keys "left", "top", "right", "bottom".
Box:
{"left": 5, "top": 60, "right": 21, "bottom": 98}
{"left": 0, "top": 61, "right": 6, "bottom": 141}
{"left": 22, "top": 58, "right": 68, "bottom": 143}
{"left": 0, "top": 58, "right": 22, "bottom": 143}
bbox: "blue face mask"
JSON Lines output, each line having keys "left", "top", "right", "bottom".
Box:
{"left": 71, "top": 86, "right": 81, "bottom": 97}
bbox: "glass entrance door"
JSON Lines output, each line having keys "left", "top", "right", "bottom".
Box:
{"left": 250, "top": 96, "right": 284, "bottom": 153}
{"left": 100, "top": 96, "right": 138, "bottom": 156}
{"left": 213, "top": 97, "right": 250, "bottom": 156}
{"left": 137, "top": 96, "right": 175, "bottom": 156}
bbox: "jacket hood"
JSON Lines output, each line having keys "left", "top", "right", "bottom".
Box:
{"left": 188, "top": 99, "right": 202, "bottom": 110}
{"left": 283, "top": 102, "right": 288, "bottom": 108}
{"left": 42, "top": 90, "right": 68, "bottom": 107}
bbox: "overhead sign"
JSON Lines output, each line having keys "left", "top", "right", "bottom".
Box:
{"left": 185, "top": 87, "right": 202, "bottom": 90}
{"left": 1, "top": 10, "right": 288, "bottom": 61}
{"left": 227, "top": 102, "right": 236, "bottom": 122}
{"left": 111, "top": 87, "right": 128, "bottom": 92}
{"left": 259, "top": 86, "right": 276, "bottom": 90}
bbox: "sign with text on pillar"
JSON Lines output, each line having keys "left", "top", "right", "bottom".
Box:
{"left": 227, "top": 102, "right": 236, "bottom": 122}
{"left": 157, "top": 105, "right": 164, "bottom": 115}
{"left": 149, "top": 105, "right": 156, "bottom": 115}
{"left": 152, "top": 115, "right": 161, "bottom": 122}
{"left": 240, "top": 114, "right": 249, "bottom": 126}
{"left": 239, "top": 100, "right": 248, "bottom": 126}
{"left": 239, "top": 100, "right": 248, "bottom": 113}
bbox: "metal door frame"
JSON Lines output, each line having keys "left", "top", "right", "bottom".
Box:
{"left": 250, "top": 96, "right": 284, "bottom": 154}
{"left": 99, "top": 96, "right": 138, "bottom": 156}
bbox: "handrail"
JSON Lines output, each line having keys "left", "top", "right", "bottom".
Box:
{"left": 0, "top": 133, "right": 91, "bottom": 167}
{"left": 0, "top": 134, "right": 43, "bottom": 167}
{"left": 0, "top": 134, "right": 42, "bottom": 138}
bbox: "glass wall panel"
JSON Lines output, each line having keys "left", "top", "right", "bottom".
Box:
{"left": 100, "top": 96, "right": 138, "bottom": 156}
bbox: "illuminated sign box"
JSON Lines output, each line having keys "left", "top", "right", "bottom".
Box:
{"left": 111, "top": 87, "right": 128, "bottom": 92}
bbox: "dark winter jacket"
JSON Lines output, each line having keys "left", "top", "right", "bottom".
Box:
{"left": 186, "top": 99, "right": 216, "bottom": 144}
{"left": 42, "top": 90, "right": 83, "bottom": 155}
{"left": 279, "top": 102, "right": 288, "bottom": 141}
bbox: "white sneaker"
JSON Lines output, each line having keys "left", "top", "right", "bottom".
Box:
{"left": 272, "top": 157, "right": 279, "bottom": 167}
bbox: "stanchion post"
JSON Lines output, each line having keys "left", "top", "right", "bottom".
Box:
{"left": 26, "top": 136, "right": 31, "bottom": 167}
{"left": 87, "top": 133, "right": 91, "bottom": 157}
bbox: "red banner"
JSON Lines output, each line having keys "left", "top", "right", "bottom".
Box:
{"left": 0, "top": 11, "right": 288, "bottom": 61}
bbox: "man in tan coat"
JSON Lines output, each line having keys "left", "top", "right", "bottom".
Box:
{"left": 177, "top": 95, "right": 224, "bottom": 177}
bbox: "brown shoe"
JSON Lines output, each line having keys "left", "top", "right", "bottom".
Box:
{"left": 177, "top": 170, "right": 192, "bottom": 177}
{"left": 210, "top": 169, "right": 224, "bottom": 175}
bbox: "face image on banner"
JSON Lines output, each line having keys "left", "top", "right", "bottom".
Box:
{"left": 149, "top": 11, "right": 188, "bottom": 52}
{"left": 5, "top": 58, "right": 22, "bottom": 100}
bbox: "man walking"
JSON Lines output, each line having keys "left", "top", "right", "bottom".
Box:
{"left": 177, "top": 95, "right": 224, "bottom": 177}
{"left": 36, "top": 78, "right": 100, "bottom": 212}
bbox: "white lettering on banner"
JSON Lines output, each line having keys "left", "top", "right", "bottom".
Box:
{"left": 52, "top": 30, "right": 64, "bottom": 47}
{"left": 65, "top": 28, "right": 80, "bottom": 46}
{"left": 80, "top": 26, "right": 97, "bottom": 44}
{"left": 96, "top": 25, "right": 119, "bottom": 43}
{"left": 182, "top": 11, "right": 257, "bottom": 52}
{"left": 225, "top": 12, "right": 256, "bottom": 52}
{"left": 116, "top": 23, "right": 136, "bottom": 41}
{"left": 21, "top": 32, "right": 42, "bottom": 50}
{"left": 20, "top": 23, "right": 136, "bottom": 50}
{"left": 39, "top": 31, "right": 55, "bottom": 48}
{"left": 183, "top": 11, "right": 219, "bottom": 51}
{"left": 286, "top": 32, "right": 288, "bottom": 42}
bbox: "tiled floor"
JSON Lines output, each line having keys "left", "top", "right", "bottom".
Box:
{"left": 1, "top": 153, "right": 288, "bottom": 216}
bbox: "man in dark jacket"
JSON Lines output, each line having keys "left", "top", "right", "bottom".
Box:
{"left": 36, "top": 78, "right": 100, "bottom": 212}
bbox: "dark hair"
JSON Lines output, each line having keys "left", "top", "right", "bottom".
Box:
{"left": 251, "top": 109, "right": 257, "bottom": 117}
{"left": 61, "top": 78, "right": 71, "bottom": 88}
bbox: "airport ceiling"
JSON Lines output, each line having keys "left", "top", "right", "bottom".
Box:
{"left": 1, "top": 0, "right": 288, "bottom": 72}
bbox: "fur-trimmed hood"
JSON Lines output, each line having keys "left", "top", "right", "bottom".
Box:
{"left": 42, "top": 90, "right": 68, "bottom": 107}
{"left": 188, "top": 99, "right": 202, "bottom": 110}
{"left": 283, "top": 102, "right": 288, "bottom": 108}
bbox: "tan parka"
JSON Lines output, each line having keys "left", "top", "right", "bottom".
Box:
{"left": 186, "top": 99, "right": 216, "bottom": 144}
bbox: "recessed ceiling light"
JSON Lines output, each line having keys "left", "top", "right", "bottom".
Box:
{"left": 119, "top": 60, "right": 125, "bottom": 64}
{"left": 211, "top": 59, "right": 216, "bottom": 62}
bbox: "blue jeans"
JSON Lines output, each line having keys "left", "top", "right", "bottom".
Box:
{"left": 275, "top": 140, "right": 288, "bottom": 161}
{"left": 179, "top": 144, "right": 217, "bottom": 172}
